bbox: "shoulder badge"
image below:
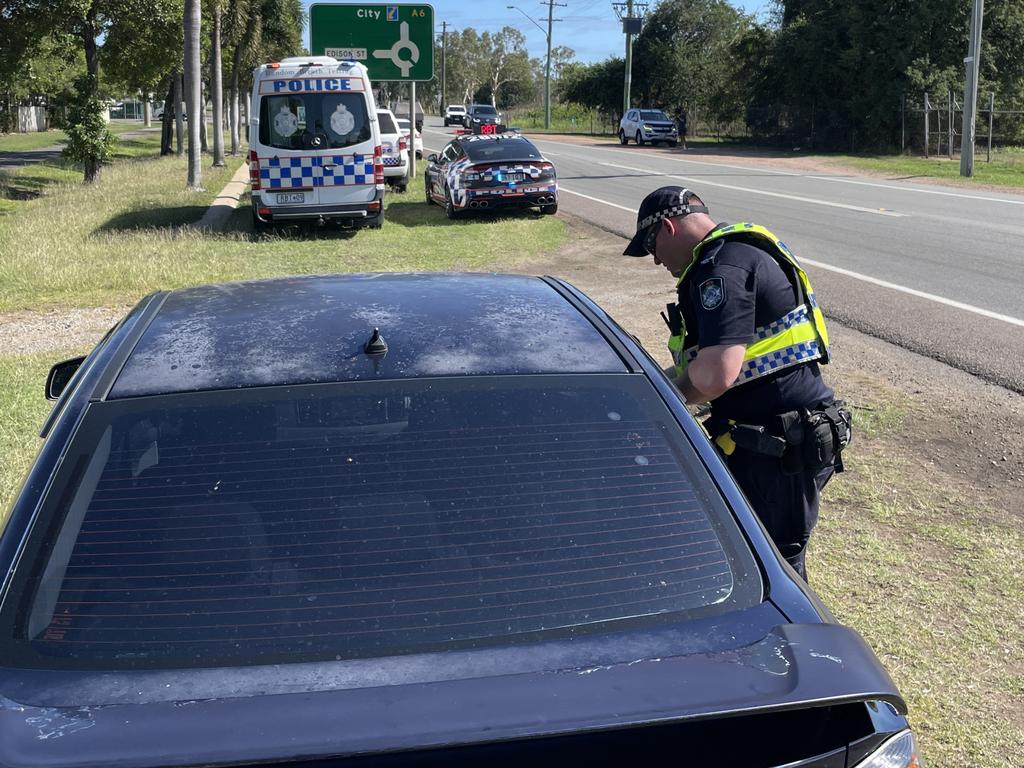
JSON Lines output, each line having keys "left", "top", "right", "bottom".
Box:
{"left": 699, "top": 277, "right": 725, "bottom": 310}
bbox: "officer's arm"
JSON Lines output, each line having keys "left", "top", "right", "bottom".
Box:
{"left": 675, "top": 344, "right": 746, "bottom": 404}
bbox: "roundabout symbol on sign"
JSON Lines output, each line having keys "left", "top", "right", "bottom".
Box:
{"left": 372, "top": 21, "right": 420, "bottom": 77}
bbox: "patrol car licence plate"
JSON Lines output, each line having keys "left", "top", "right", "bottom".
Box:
{"left": 276, "top": 192, "right": 304, "bottom": 204}
{"left": 506, "top": 173, "right": 525, "bottom": 182}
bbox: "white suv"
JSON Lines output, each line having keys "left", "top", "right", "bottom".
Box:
{"left": 444, "top": 104, "right": 467, "bottom": 127}
{"left": 619, "top": 108, "right": 678, "bottom": 147}
{"left": 377, "top": 108, "right": 409, "bottom": 192}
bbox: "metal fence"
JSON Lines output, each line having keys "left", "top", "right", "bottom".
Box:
{"left": 902, "top": 91, "right": 1024, "bottom": 161}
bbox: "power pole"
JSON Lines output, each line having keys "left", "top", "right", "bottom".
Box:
{"left": 440, "top": 21, "right": 448, "bottom": 114}
{"left": 960, "top": 0, "right": 984, "bottom": 177}
{"left": 613, "top": 1, "right": 647, "bottom": 117}
{"left": 539, "top": 1, "right": 566, "bottom": 130}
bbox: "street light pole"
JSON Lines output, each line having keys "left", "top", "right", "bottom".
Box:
{"left": 960, "top": 0, "right": 984, "bottom": 177}
{"left": 624, "top": 0, "right": 633, "bottom": 117}
{"left": 440, "top": 21, "right": 448, "bottom": 115}
{"left": 508, "top": 4, "right": 561, "bottom": 130}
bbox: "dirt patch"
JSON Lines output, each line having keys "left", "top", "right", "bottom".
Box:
{"left": 1, "top": 305, "right": 130, "bottom": 357}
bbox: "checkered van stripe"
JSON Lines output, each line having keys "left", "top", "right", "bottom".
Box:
{"left": 738, "top": 340, "right": 821, "bottom": 381}
{"left": 258, "top": 154, "right": 374, "bottom": 188}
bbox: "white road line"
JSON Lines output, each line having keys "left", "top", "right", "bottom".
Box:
{"left": 527, "top": 134, "right": 1024, "bottom": 206}
{"left": 558, "top": 186, "right": 637, "bottom": 212}
{"left": 553, "top": 185, "right": 1024, "bottom": 328}
{"left": 600, "top": 160, "right": 907, "bottom": 217}
{"left": 810, "top": 174, "right": 1024, "bottom": 205}
{"left": 529, "top": 139, "right": 802, "bottom": 176}
{"left": 800, "top": 257, "right": 1024, "bottom": 327}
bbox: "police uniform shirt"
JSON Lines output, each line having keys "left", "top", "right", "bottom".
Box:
{"left": 680, "top": 232, "right": 833, "bottom": 424}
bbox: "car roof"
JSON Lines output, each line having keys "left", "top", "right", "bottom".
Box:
{"left": 108, "top": 273, "right": 627, "bottom": 398}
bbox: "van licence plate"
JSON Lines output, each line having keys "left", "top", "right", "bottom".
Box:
{"left": 276, "top": 192, "right": 304, "bottom": 204}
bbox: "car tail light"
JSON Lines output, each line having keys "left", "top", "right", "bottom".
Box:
{"left": 853, "top": 731, "right": 922, "bottom": 767}
{"left": 249, "top": 150, "right": 261, "bottom": 190}
{"left": 368, "top": 200, "right": 381, "bottom": 210}
{"left": 373, "top": 145, "right": 384, "bottom": 187}
{"left": 257, "top": 207, "right": 270, "bottom": 216}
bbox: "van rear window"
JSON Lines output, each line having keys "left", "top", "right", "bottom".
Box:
{"left": 259, "top": 92, "right": 370, "bottom": 151}
{"left": 377, "top": 112, "right": 397, "bottom": 134}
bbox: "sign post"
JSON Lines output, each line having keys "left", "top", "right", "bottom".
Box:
{"left": 310, "top": 4, "right": 434, "bottom": 178}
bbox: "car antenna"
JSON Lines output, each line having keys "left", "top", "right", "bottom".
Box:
{"left": 364, "top": 328, "right": 387, "bottom": 356}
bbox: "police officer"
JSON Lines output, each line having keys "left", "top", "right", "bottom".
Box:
{"left": 623, "top": 186, "right": 850, "bottom": 580}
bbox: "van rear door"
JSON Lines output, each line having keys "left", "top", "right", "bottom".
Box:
{"left": 254, "top": 73, "right": 376, "bottom": 211}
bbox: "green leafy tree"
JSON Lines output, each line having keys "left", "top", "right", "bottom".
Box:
{"left": 556, "top": 57, "right": 626, "bottom": 116}
{"left": 631, "top": 0, "right": 751, "bottom": 124}
{"left": 63, "top": 73, "right": 114, "bottom": 182}
{"left": 101, "top": 0, "right": 182, "bottom": 126}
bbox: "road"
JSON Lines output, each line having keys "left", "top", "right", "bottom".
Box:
{"left": 421, "top": 118, "right": 1024, "bottom": 394}
{"left": 0, "top": 146, "right": 63, "bottom": 171}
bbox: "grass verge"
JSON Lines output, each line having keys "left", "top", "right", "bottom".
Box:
{"left": 0, "top": 121, "right": 149, "bottom": 153}
{"left": 0, "top": 352, "right": 67, "bottom": 515}
{"left": 820, "top": 147, "right": 1024, "bottom": 189}
{"left": 0, "top": 139, "right": 565, "bottom": 311}
{"left": 812, "top": 383, "right": 1023, "bottom": 767}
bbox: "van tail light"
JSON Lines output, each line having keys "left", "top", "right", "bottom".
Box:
{"left": 373, "top": 145, "right": 384, "bottom": 188}
{"left": 399, "top": 135, "right": 408, "bottom": 152}
{"left": 249, "top": 150, "right": 261, "bottom": 190}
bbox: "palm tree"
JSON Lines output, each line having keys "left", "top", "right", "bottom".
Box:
{"left": 211, "top": 0, "right": 226, "bottom": 166}
{"left": 184, "top": 0, "right": 203, "bottom": 189}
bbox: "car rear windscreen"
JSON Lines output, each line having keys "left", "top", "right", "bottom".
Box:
{"left": 259, "top": 92, "right": 371, "bottom": 151}
{"left": 4, "top": 376, "right": 761, "bottom": 669}
{"left": 464, "top": 138, "right": 541, "bottom": 162}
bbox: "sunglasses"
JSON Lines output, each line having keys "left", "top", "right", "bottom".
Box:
{"left": 643, "top": 220, "right": 661, "bottom": 257}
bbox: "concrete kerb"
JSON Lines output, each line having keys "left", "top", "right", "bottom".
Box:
{"left": 195, "top": 161, "right": 250, "bottom": 231}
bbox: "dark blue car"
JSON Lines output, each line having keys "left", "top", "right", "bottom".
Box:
{"left": 0, "top": 274, "right": 919, "bottom": 767}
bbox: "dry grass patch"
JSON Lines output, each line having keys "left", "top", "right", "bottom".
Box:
{"left": 812, "top": 382, "right": 1024, "bottom": 767}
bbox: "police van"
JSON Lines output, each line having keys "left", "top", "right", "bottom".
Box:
{"left": 249, "top": 56, "right": 384, "bottom": 231}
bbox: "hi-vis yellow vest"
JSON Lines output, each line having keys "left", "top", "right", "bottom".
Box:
{"left": 668, "top": 223, "right": 831, "bottom": 385}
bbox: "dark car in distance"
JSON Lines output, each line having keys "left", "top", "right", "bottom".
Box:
{"left": 0, "top": 274, "right": 920, "bottom": 768}
{"left": 425, "top": 133, "right": 558, "bottom": 218}
{"left": 466, "top": 103, "right": 502, "bottom": 128}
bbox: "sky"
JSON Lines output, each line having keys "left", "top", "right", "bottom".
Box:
{"left": 302, "top": 1, "right": 771, "bottom": 66}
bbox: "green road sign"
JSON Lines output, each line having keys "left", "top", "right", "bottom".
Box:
{"left": 310, "top": 4, "right": 434, "bottom": 82}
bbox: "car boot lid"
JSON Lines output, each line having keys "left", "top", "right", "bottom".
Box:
{"left": 0, "top": 623, "right": 904, "bottom": 768}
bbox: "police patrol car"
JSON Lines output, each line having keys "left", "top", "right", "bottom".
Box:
{"left": 249, "top": 56, "right": 384, "bottom": 231}
{"left": 424, "top": 132, "right": 558, "bottom": 220}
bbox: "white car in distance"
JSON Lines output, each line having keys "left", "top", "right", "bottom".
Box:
{"left": 396, "top": 117, "right": 423, "bottom": 159}
{"left": 444, "top": 104, "right": 467, "bottom": 127}
{"left": 377, "top": 108, "right": 409, "bottom": 192}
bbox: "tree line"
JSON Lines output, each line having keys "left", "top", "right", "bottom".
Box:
{"left": 557, "top": 0, "right": 1024, "bottom": 150}
{"left": 1, "top": 0, "right": 302, "bottom": 185}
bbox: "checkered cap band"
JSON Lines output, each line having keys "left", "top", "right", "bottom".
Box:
{"left": 637, "top": 203, "right": 695, "bottom": 233}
